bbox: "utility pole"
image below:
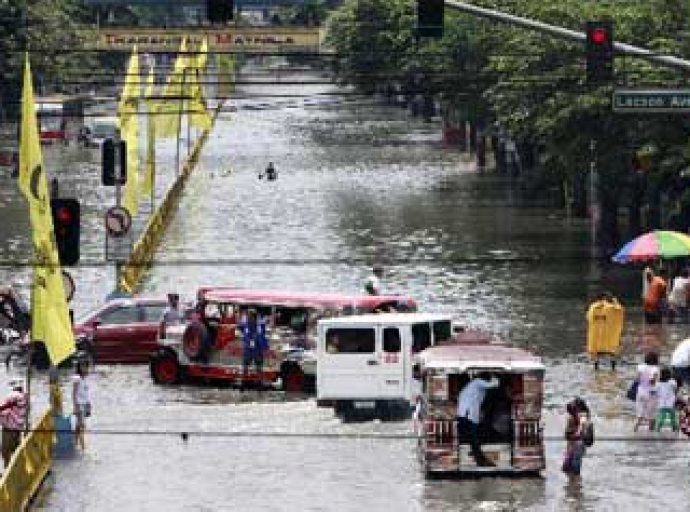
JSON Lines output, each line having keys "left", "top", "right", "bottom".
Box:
{"left": 589, "top": 138, "right": 599, "bottom": 258}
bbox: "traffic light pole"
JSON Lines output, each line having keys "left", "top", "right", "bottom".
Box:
{"left": 589, "top": 138, "right": 599, "bottom": 258}
{"left": 114, "top": 132, "right": 123, "bottom": 288}
{"left": 445, "top": 0, "right": 690, "bottom": 73}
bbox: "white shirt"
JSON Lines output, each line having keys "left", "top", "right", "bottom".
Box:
{"left": 365, "top": 274, "right": 380, "bottom": 295}
{"left": 637, "top": 363, "right": 659, "bottom": 396}
{"left": 668, "top": 277, "right": 690, "bottom": 307}
{"left": 657, "top": 380, "right": 677, "bottom": 409}
{"left": 161, "top": 306, "right": 183, "bottom": 327}
{"left": 671, "top": 338, "right": 690, "bottom": 367}
{"left": 456, "top": 377, "right": 499, "bottom": 424}
{"left": 72, "top": 375, "right": 90, "bottom": 406}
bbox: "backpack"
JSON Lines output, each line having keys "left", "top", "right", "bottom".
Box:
{"left": 582, "top": 420, "right": 595, "bottom": 447}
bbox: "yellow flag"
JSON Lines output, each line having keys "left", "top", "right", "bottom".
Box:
{"left": 18, "top": 54, "right": 75, "bottom": 365}
{"left": 142, "top": 64, "right": 156, "bottom": 198}
{"left": 119, "top": 48, "right": 140, "bottom": 217}
{"left": 218, "top": 55, "right": 235, "bottom": 99}
{"left": 189, "top": 38, "right": 211, "bottom": 130}
{"left": 156, "top": 38, "right": 188, "bottom": 138}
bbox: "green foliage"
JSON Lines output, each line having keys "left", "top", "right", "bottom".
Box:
{"left": 0, "top": 0, "right": 99, "bottom": 116}
{"left": 326, "top": 0, "right": 690, "bottom": 232}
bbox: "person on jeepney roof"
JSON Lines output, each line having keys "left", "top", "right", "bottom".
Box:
{"left": 364, "top": 265, "right": 383, "bottom": 296}
{"left": 240, "top": 309, "right": 269, "bottom": 387}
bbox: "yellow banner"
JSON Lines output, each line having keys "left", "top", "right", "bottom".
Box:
{"left": 119, "top": 49, "right": 140, "bottom": 217}
{"left": 217, "top": 56, "right": 235, "bottom": 99}
{"left": 156, "top": 38, "right": 188, "bottom": 139}
{"left": 18, "top": 54, "right": 75, "bottom": 365}
{"left": 142, "top": 65, "right": 156, "bottom": 199}
{"left": 188, "top": 38, "right": 211, "bottom": 130}
{"left": 97, "top": 27, "right": 322, "bottom": 52}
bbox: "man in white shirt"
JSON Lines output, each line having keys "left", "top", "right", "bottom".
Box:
{"left": 671, "top": 337, "right": 690, "bottom": 388}
{"left": 456, "top": 373, "right": 500, "bottom": 467}
{"left": 159, "top": 293, "right": 183, "bottom": 338}
{"left": 364, "top": 266, "right": 383, "bottom": 296}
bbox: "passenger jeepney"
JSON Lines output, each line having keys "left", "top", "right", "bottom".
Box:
{"left": 316, "top": 313, "right": 454, "bottom": 418}
{"left": 149, "top": 288, "right": 417, "bottom": 391}
{"left": 415, "top": 343, "right": 545, "bottom": 476}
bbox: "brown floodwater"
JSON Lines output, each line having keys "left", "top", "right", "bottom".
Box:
{"left": 0, "top": 66, "right": 688, "bottom": 511}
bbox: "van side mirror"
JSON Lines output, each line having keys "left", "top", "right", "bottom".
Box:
{"left": 413, "top": 364, "right": 422, "bottom": 381}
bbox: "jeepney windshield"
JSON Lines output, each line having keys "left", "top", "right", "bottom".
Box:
{"left": 432, "top": 320, "right": 452, "bottom": 343}
{"left": 412, "top": 323, "right": 431, "bottom": 352}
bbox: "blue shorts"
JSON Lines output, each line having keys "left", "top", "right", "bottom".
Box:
{"left": 243, "top": 350, "right": 264, "bottom": 370}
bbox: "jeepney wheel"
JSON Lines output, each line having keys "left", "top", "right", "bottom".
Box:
{"left": 151, "top": 352, "right": 182, "bottom": 385}
{"left": 281, "top": 364, "right": 305, "bottom": 393}
{"left": 182, "top": 322, "right": 210, "bottom": 361}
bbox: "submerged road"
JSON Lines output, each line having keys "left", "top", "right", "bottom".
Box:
{"left": 0, "top": 65, "right": 687, "bottom": 511}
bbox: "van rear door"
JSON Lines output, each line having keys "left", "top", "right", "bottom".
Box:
{"left": 317, "top": 326, "right": 380, "bottom": 399}
{"left": 379, "top": 325, "right": 405, "bottom": 399}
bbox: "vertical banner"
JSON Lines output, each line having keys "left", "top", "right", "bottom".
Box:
{"left": 142, "top": 65, "right": 156, "bottom": 199}
{"left": 18, "top": 54, "right": 75, "bottom": 365}
{"left": 156, "top": 38, "right": 188, "bottom": 138}
{"left": 189, "top": 38, "right": 211, "bottom": 130}
{"left": 119, "top": 48, "right": 141, "bottom": 217}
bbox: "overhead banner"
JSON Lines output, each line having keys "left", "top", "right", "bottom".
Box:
{"left": 97, "top": 28, "right": 323, "bottom": 52}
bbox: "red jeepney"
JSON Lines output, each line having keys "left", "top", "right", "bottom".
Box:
{"left": 150, "top": 288, "right": 417, "bottom": 391}
{"left": 415, "top": 342, "right": 545, "bottom": 476}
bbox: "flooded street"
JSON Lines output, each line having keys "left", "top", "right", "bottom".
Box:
{"left": 1, "top": 68, "right": 689, "bottom": 510}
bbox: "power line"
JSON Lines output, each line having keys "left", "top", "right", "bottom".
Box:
{"left": 0, "top": 256, "right": 614, "bottom": 268}
{"left": 15, "top": 428, "right": 690, "bottom": 442}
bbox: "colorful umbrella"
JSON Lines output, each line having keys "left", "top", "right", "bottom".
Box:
{"left": 612, "top": 230, "right": 690, "bottom": 263}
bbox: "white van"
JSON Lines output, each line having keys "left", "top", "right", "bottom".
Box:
{"left": 316, "top": 313, "right": 454, "bottom": 418}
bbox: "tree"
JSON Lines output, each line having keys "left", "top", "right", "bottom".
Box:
{"left": 0, "top": 0, "right": 98, "bottom": 117}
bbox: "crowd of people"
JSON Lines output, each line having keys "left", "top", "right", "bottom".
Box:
{"left": 642, "top": 266, "right": 690, "bottom": 324}
{"left": 632, "top": 341, "right": 690, "bottom": 434}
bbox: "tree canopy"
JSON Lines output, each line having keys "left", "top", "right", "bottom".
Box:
{"left": 325, "top": 0, "right": 690, "bottom": 248}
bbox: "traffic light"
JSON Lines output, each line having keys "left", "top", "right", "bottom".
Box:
{"left": 102, "top": 138, "right": 126, "bottom": 186}
{"left": 585, "top": 20, "right": 614, "bottom": 84}
{"left": 207, "top": 0, "right": 233, "bottom": 23}
{"left": 417, "top": 0, "right": 444, "bottom": 38}
{"left": 50, "top": 198, "right": 80, "bottom": 266}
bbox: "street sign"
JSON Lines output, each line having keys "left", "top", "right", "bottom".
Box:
{"left": 62, "top": 270, "right": 75, "bottom": 302}
{"left": 105, "top": 232, "right": 133, "bottom": 263}
{"left": 105, "top": 206, "right": 132, "bottom": 238}
{"left": 612, "top": 89, "right": 690, "bottom": 113}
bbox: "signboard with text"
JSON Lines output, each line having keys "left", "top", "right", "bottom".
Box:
{"left": 95, "top": 27, "right": 323, "bottom": 52}
{"left": 612, "top": 89, "right": 690, "bottom": 113}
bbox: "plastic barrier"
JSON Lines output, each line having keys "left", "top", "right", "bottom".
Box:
{"left": 118, "top": 103, "right": 224, "bottom": 293}
{"left": 0, "top": 411, "right": 56, "bottom": 511}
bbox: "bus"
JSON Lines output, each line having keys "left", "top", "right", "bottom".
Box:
{"left": 36, "top": 95, "right": 86, "bottom": 144}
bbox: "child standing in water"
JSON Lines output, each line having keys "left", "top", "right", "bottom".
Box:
{"left": 655, "top": 367, "right": 678, "bottom": 432}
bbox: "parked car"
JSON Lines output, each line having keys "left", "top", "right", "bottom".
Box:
{"left": 80, "top": 116, "right": 118, "bottom": 148}
{"left": 74, "top": 296, "right": 182, "bottom": 364}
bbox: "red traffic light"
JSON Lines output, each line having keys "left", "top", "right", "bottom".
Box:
{"left": 591, "top": 28, "right": 608, "bottom": 45}
{"left": 56, "top": 207, "right": 72, "bottom": 224}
